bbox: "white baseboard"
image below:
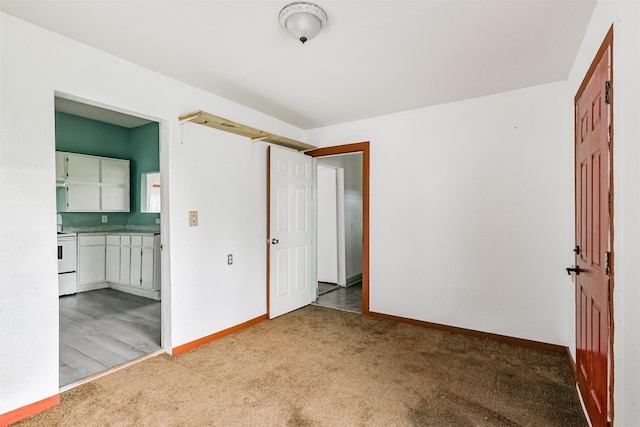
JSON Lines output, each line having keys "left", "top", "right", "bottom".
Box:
{"left": 76, "top": 282, "right": 108, "bottom": 292}
{"left": 346, "top": 273, "right": 362, "bottom": 287}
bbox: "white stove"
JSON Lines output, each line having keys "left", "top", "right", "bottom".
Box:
{"left": 57, "top": 215, "right": 77, "bottom": 296}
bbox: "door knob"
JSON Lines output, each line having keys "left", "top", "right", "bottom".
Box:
{"left": 271, "top": 238, "right": 279, "bottom": 245}
{"left": 566, "top": 265, "right": 582, "bottom": 275}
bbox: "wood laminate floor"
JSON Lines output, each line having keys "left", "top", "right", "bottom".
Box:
{"left": 59, "top": 288, "right": 161, "bottom": 387}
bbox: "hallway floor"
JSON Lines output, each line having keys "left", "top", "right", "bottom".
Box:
{"left": 313, "top": 282, "right": 362, "bottom": 313}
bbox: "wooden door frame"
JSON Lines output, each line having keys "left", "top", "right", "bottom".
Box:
{"left": 307, "top": 142, "right": 370, "bottom": 315}
{"left": 573, "top": 25, "right": 614, "bottom": 424}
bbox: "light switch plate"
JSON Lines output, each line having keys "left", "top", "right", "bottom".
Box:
{"left": 101, "top": 215, "right": 108, "bottom": 223}
{"left": 189, "top": 211, "right": 198, "bottom": 226}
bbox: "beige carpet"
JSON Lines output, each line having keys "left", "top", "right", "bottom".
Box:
{"left": 16, "top": 305, "right": 586, "bottom": 426}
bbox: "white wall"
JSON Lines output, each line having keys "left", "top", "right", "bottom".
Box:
{"left": 567, "top": 1, "right": 640, "bottom": 425}
{"left": 0, "top": 12, "right": 303, "bottom": 415}
{"left": 308, "top": 82, "right": 575, "bottom": 346}
{"left": 170, "top": 123, "right": 268, "bottom": 345}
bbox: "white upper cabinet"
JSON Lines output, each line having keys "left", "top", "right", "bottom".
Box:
{"left": 67, "top": 154, "right": 100, "bottom": 183}
{"left": 101, "top": 158, "right": 130, "bottom": 211}
{"left": 66, "top": 184, "right": 101, "bottom": 211}
{"left": 56, "top": 152, "right": 130, "bottom": 212}
{"left": 55, "top": 151, "right": 66, "bottom": 184}
{"left": 101, "top": 158, "right": 129, "bottom": 185}
{"left": 101, "top": 187, "right": 129, "bottom": 211}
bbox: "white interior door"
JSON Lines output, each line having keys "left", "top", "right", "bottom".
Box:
{"left": 269, "top": 146, "right": 314, "bottom": 318}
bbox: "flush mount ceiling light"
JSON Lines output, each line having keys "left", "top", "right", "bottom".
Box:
{"left": 279, "top": 2, "right": 327, "bottom": 44}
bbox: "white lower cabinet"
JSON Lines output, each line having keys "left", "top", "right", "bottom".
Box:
{"left": 141, "top": 246, "right": 155, "bottom": 289}
{"left": 103, "top": 233, "right": 160, "bottom": 300}
{"left": 129, "top": 235, "right": 143, "bottom": 286}
{"left": 78, "top": 234, "right": 107, "bottom": 292}
{"left": 105, "top": 235, "right": 121, "bottom": 283}
{"left": 119, "top": 235, "right": 132, "bottom": 284}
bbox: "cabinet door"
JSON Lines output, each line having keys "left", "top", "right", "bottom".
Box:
{"left": 130, "top": 246, "right": 142, "bottom": 287}
{"left": 101, "top": 158, "right": 129, "bottom": 185}
{"left": 102, "top": 187, "right": 129, "bottom": 212}
{"left": 105, "top": 244, "right": 120, "bottom": 283}
{"left": 78, "top": 245, "right": 106, "bottom": 284}
{"left": 140, "top": 247, "right": 155, "bottom": 289}
{"left": 66, "top": 185, "right": 101, "bottom": 211}
{"left": 120, "top": 245, "right": 131, "bottom": 285}
{"left": 56, "top": 152, "right": 66, "bottom": 183}
{"left": 67, "top": 154, "right": 100, "bottom": 183}
{"left": 102, "top": 159, "right": 130, "bottom": 212}
{"left": 105, "top": 235, "right": 120, "bottom": 283}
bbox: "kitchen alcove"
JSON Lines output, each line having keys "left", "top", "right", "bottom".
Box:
{"left": 55, "top": 99, "right": 162, "bottom": 389}
{"left": 55, "top": 110, "right": 160, "bottom": 228}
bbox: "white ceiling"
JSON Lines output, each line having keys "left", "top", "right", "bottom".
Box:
{"left": 1, "top": 0, "right": 596, "bottom": 130}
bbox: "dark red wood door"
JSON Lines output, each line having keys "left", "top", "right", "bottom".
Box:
{"left": 574, "top": 43, "right": 611, "bottom": 427}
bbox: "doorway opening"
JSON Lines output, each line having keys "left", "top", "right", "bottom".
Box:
{"left": 307, "top": 142, "right": 370, "bottom": 315}
{"left": 54, "top": 95, "right": 165, "bottom": 389}
{"left": 313, "top": 153, "right": 363, "bottom": 313}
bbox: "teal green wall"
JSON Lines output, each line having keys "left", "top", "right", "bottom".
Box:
{"left": 128, "top": 122, "right": 161, "bottom": 224}
{"left": 55, "top": 112, "right": 160, "bottom": 227}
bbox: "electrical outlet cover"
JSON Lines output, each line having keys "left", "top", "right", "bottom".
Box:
{"left": 189, "top": 211, "right": 198, "bottom": 226}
